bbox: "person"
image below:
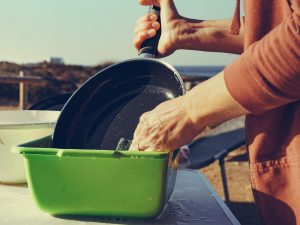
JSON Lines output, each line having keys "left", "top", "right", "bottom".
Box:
{"left": 130, "top": 0, "right": 300, "bottom": 224}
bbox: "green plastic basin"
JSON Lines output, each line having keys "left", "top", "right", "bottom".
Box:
{"left": 14, "top": 136, "right": 177, "bottom": 219}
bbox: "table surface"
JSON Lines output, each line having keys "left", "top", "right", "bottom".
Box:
{"left": 0, "top": 169, "right": 240, "bottom": 225}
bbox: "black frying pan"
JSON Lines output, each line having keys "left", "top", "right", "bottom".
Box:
{"left": 28, "top": 93, "right": 72, "bottom": 111}
{"left": 52, "top": 6, "right": 185, "bottom": 150}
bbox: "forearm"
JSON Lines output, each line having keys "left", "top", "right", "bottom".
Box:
{"left": 174, "top": 18, "right": 244, "bottom": 54}
{"left": 224, "top": 8, "right": 300, "bottom": 114}
{"left": 183, "top": 71, "right": 249, "bottom": 130}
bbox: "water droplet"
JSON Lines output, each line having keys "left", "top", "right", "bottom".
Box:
{"left": 204, "top": 219, "right": 215, "bottom": 223}
{"left": 179, "top": 218, "right": 192, "bottom": 222}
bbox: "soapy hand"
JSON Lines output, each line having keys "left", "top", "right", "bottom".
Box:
{"left": 129, "top": 96, "right": 202, "bottom": 152}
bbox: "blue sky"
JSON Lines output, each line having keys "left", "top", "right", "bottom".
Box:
{"left": 0, "top": 0, "right": 239, "bottom": 66}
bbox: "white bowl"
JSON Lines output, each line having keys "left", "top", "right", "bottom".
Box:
{"left": 0, "top": 110, "right": 60, "bottom": 184}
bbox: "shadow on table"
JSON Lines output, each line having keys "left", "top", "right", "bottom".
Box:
{"left": 0, "top": 183, "right": 27, "bottom": 187}
{"left": 227, "top": 190, "right": 297, "bottom": 225}
{"left": 226, "top": 201, "right": 262, "bottom": 225}
{"left": 55, "top": 202, "right": 262, "bottom": 225}
{"left": 54, "top": 215, "right": 158, "bottom": 225}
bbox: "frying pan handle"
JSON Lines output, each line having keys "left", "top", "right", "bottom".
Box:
{"left": 138, "top": 6, "right": 161, "bottom": 58}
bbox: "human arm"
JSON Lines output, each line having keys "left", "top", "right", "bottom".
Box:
{"left": 224, "top": 1, "right": 300, "bottom": 114}
{"left": 129, "top": 71, "right": 249, "bottom": 152}
{"left": 134, "top": 0, "right": 244, "bottom": 57}
{"left": 130, "top": 0, "right": 300, "bottom": 152}
{"left": 174, "top": 18, "right": 244, "bottom": 54}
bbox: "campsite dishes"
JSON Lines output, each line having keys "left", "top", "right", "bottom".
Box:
{"left": 15, "top": 136, "right": 177, "bottom": 218}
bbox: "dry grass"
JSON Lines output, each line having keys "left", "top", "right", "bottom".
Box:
{"left": 0, "top": 105, "right": 19, "bottom": 110}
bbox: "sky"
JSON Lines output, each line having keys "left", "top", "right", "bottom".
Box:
{"left": 0, "top": 0, "right": 239, "bottom": 66}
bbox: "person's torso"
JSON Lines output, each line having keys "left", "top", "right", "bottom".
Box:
{"left": 242, "top": 1, "right": 300, "bottom": 224}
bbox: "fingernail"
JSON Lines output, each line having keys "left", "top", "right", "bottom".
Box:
{"left": 150, "top": 14, "right": 157, "bottom": 21}
{"left": 148, "top": 29, "right": 155, "bottom": 35}
{"left": 152, "top": 22, "right": 159, "bottom": 29}
{"left": 141, "top": 30, "right": 148, "bottom": 36}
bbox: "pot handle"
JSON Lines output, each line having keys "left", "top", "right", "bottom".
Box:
{"left": 138, "top": 6, "right": 161, "bottom": 58}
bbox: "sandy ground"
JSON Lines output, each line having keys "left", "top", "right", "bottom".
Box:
{"left": 1, "top": 105, "right": 262, "bottom": 224}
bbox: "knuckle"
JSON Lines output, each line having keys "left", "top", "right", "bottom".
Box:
{"left": 133, "top": 36, "right": 137, "bottom": 45}
{"left": 140, "top": 112, "right": 148, "bottom": 121}
{"left": 133, "top": 37, "right": 140, "bottom": 49}
{"left": 140, "top": 30, "right": 147, "bottom": 37}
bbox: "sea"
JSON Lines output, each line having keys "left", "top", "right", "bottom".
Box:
{"left": 174, "top": 65, "right": 225, "bottom": 78}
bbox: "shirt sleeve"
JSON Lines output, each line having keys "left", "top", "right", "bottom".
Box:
{"left": 224, "top": 2, "right": 300, "bottom": 114}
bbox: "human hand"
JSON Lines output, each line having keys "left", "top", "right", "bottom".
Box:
{"left": 133, "top": 0, "right": 182, "bottom": 57}
{"left": 129, "top": 96, "right": 203, "bottom": 152}
{"left": 134, "top": 1, "right": 245, "bottom": 55}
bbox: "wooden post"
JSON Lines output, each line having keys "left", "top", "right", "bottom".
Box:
{"left": 184, "top": 81, "right": 192, "bottom": 91}
{"left": 19, "top": 71, "right": 27, "bottom": 110}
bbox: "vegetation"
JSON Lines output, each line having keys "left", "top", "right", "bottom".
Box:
{"left": 0, "top": 61, "right": 113, "bottom": 105}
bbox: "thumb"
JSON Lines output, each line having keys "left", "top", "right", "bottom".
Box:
{"left": 138, "top": 1, "right": 179, "bottom": 21}
{"left": 159, "top": 0, "right": 179, "bottom": 21}
{"left": 129, "top": 139, "right": 139, "bottom": 151}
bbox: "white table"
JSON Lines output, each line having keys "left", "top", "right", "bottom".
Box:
{"left": 0, "top": 169, "right": 240, "bottom": 225}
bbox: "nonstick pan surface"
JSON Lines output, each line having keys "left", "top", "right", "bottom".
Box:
{"left": 52, "top": 58, "right": 185, "bottom": 150}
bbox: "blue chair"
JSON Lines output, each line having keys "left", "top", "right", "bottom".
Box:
{"left": 186, "top": 118, "right": 245, "bottom": 202}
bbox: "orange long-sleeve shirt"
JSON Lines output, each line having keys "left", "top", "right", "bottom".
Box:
{"left": 224, "top": 0, "right": 300, "bottom": 224}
